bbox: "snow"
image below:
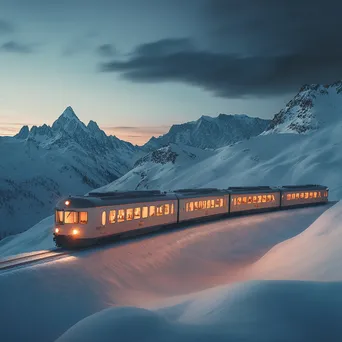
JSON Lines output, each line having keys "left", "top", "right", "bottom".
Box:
{"left": 0, "top": 216, "right": 54, "bottom": 257}
{"left": 0, "top": 203, "right": 337, "bottom": 342}
{"left": 0, "top": 106, "right": 144, "bottom": 237}
{"left": 144, "top": 113, "right": 270, "bottom": 150}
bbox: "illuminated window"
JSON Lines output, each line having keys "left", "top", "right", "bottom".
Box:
{"left": 286, "top": 194, "right": 291, "bottom": 200}
{"left": 232, "top": 198, "right": 237, "bottom": 206}
{"left": 194, "top": 201, "right": 199, "bottom": 210}
{"left": 300, "top": 192, "right": 304, "bottom": 199}
{"left": 211, "top": 199, "right": 215, "bottom": 208}
{"left": 207, "top": 200, "right": 211, "bottom": 208}
{"left": 149, "top": 206, "right": 156, "bottom": 216}
{"left": 215, "top": 199, "right": 220, "bottom": 207}
{"left": 118, "top": 209, "right": 125, "bottom": 222}
{"left": 142, "top": 206, "right": 148, "bottom": 218}
{"left": 220, "top": 198, "right": 224, "bottom": 207}
{"left": 171, "top": 203, "right": 174, "bottom": 214}
{"left": 64, "top": 211, "right": 78, "bottom": 224}
{"left": 79, "top": 212, "right": 88, "bottom": 224}
{"left": 305, "top": 192, "right": 309, "bottom": 199}
{"left": 317, "top": 191, "right": 321, "bottom": 197}
{"left": 253, "top": 196, "right": 257, "bottom": 203}
{"left": 109, "top": 210, "right": 116, "bottom": 223}
{"left": 267, "top": 195, "right": 272, "bottom": 202}
{"left": 262, "top": 195, "right": 266, "bottom": 203}
{"left": 314, "top": 192, "right": 317, "bottom": 198}
{"left": 198, "top": 201, "right": 203, "bottom": 210}
{"left": 157, "top": 205, "right": 164, "bottom": 216}
{"left": 272, "top": 195, "right": 275, "bottom": 201}
{"left": 237, "top": 197, "right": 242, "bottom": 205}
{"left": 101, "top": 211, "right": 106, "bottom": 226}
{"left": 241, "top": 197, "right": 246, "bottom": 204}
{"left": 126, "top": 208, "right": 133, "bottom": 220}
{"left": 189, "top": 202, "right": 194, "bottom": 211}
{"left": 134, "top": 207, "right": 141, "bottom": 219}
{"left": 55, "top": 210, "right": 63, "bottom": 224}
{"left": 203, "top": 200, "right": 207, "bottom": 209}
{"left": 309, "top": 192, "right": 313, "bottom": 198}
{"left": 165, "top": 204, "right": 170, "bottom": 215}
{"left": 186, "top": 203, "right": 189, "bottom": 212}
{"left": 258, "top": 196, "right": 262, "bottom": 203}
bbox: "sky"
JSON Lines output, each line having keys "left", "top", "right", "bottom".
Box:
{"left": 1, "top": 0, "right": 342, "bottom": 145}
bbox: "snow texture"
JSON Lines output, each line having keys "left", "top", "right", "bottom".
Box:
{"left": 0, "top": 203, "right": 338, "bottom": 342}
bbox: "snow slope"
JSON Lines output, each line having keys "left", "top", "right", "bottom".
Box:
{"left": 0, "top": 107, "right": 144, "bottom": 237}
{"left": 144, "top": 113, "right": 270, "bottom": 150}
{"left": 0, "top": 203, "right": 332, "bottom": 342}
{"left": 243, "top": 200, "right": 342, "bottom": 281}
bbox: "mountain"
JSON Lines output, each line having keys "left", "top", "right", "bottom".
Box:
{"left": 265, "top": 82, "right": 342, "bottom": 134}
{"left": 143, "top": 114, "right": 271, "bottom": 150}
{"left": 0, "top": 106, "right": 144, "bottom": 238}
{"left": 94, "top": 82, "right": 342, "bottom": 201}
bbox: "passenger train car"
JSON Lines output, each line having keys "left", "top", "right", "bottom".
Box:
{"left": 53, "top": 184, "right": 329, "bottom": 248}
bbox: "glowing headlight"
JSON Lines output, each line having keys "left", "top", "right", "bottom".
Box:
{"left": 55, "top": 228, "right": 60, "bottom": 234}
{"left": 65, "top": 200, "right": 70, "bottom": 206}
{"left": 72, "top": 229, "right": 79, "bottom": 236}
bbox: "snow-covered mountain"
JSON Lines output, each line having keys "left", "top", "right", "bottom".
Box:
{"left": 0, "top": 107, "right": 144, "bottom": 237}
{"left": 95, "top": 82, "right": 342, "bottom": 200}
{"left": 144, "top": 114, "right": 270, "bottom": 150}
{"left": 265, "top": 82, "right": 342, "bottom": 134}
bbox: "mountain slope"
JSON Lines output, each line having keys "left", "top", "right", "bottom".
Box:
{"left": 0, "top": 107, "right": 144, "bottom": 237}
{"left": 144, "top": 114, "right": 270, "bottom": 150}
{"left": 95, "top": 82, "right": 342, "bottom": 200}
{"left": 265, "top": 82, "right": 342, "bottom": 134}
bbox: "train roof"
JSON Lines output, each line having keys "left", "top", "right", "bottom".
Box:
{"left": 227, "top": 186, "right": 278, "bottom": 194}
{"left": 56, "top": 190, "right": 178, "bottom": 209}
{"left": 173, "top": 188, "right": 229, "bottom": 199}
{"left": 279, "top": 184, "right": 328, "bottom": 191}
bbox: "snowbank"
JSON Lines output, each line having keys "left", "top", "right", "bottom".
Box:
{"left": 243, "top": 200, "right": 342, "bottom": 281}
{"left": 0, "top": 215, "right": 55, "bottom": 257}
{"left": 56, "top": 280, "right": 342, "bottom": 342}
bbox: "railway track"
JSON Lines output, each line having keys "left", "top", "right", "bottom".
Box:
{"left": 0, "top": 249, "right": 68, "bottom": 272}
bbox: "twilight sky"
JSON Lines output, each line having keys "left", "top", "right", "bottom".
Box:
{"left": 1, "top": 0, "right": 342, "bottom": 145}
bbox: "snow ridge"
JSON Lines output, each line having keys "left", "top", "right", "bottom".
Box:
{"left": 144, "top": 113, "right": 270, "bottom": 150}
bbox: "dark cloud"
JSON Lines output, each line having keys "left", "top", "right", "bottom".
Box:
{"left": 99, "top": 0, "right": 342, "bottom": 98}
{"left": 97, "top": 44, "right": 117, "bottom": 57}
{"left": 0, "top": 19, "right": 14, "bottom": 35}
{"left": 0, "top": 41, "right": 34, "bottom": 54}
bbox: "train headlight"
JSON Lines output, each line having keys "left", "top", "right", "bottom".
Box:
{"left": 65, "top": 200, "right": 70, "bottom": 206}
{"left": 55, "top": 228, "right": 60, "bottom": 234}
{"left": 72, "top": 228, "right": 79, "bottom": 236}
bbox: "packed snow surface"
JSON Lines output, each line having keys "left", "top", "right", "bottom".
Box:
{"left": 0, "top": 203, "right": 339, "bottom": 342}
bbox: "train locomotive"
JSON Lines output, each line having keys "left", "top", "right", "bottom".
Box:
{"left": 53, "top": 184, "right": 329, "bottom": 248}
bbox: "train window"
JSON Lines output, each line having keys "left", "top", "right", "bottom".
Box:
{"left": 317, "top": 191, "right": 321, "bottom": 197}
{"left": 171, "top": 203, "right": 174, "bottom": 214}
{"left": 164, "top": 204, "right": 170, "bottom": 215}
{"left": 101, "top": 211, "right": 106, "bottom": 226}
{"left": 157, "top": 205, "right": 163, "bottom": 216}
{"left": 248, "top": 197, "right": 253, "bottom": 204}
{"left": 194, "top": 201, "right": 199, "bottom": 210}
{"left": 150, "top": 206, "right": 156, "bottom": 217}
{"left": 257, "top": 196, "right": 261, "bottom": 203}
{"left": 314, "top": 192, "right": 317, "bottom": 198}
{"left": 79, "top": 212, "right": 88, "bottom": 224}
{"left": 118, "top": 209, "right": 125, "bottom": 222}
{"left": 210, "top": 200, "right": 214, "bottom": 208}
{"left": 266, "top": 195, "right": 271, "bottom": 202}
{"left": 126, "top": 208, "right": 133, "bottom": 220}
{"left": 286, "top": 194, "right": 291, "bottom": 200}
{"left": 295, "top": 193, "right": 299, "bottom": 199}
{"left": 252, "top": 196, "right": 257, "bottom": 203}
{"left": 262, "top": 195, "right": 266, "bottom": 203}
{"left": 189, "top": 202, "right": 194, "bottom": 211}
{"left": 309, "top": 192, "right": 313, "bottom": 198}
{"left": 65, "top": 211, "right": 78, "bottom": 224}
{"left": 304, "top": 192, "right": 308, "bottom": 199}
{"left": 215, "top": 199, "right": 220, "bottom": 207}
{"left": 300, "top": 192, "right": 304, "bottom": 199}
{"left": 142, "top": 206, "right": 148, "bottom": 218}
{"left": 291, "top": 193, "right": 295, "bottom": 200}
{"left": 134, "top": 207, "right": 141, "bottom": 219}
{"left": 109, "top": 210, "right": 116, "bottom": 223}
{"left": 198, "top": 201, "right": 203, "bottom": 210}
{"left": 237, "top": 197, "right": 241, "bottom": 205}
{"left": 186, "top": 203, "right": 189, "bottom": 212}
{"left": 55, "top": 210, "right": 63, "bottom": 224}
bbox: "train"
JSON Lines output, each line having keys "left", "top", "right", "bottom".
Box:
{"left": 53, "top": 184, "right": 329, "bottom": 248}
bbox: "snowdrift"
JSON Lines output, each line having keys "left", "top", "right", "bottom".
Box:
{"left": 56, "top": 280, "right": 342, "bottom": 342}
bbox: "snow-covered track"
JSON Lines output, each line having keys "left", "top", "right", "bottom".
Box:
{"left": 0, "top": 249, "right": 68, "bottom": 271}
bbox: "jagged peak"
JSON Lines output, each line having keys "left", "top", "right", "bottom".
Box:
{"left": 14, "top": 125, "right": 29, "bottom": 139}
{"left": 61, "top": 106, "right": 78, "bottom": 120}
{"left": 87, "top": 120, "right": 100, "bottom": 131}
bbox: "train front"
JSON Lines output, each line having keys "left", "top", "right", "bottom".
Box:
{"left": 53, "top": 197, "right": 92, "bottom": 247}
